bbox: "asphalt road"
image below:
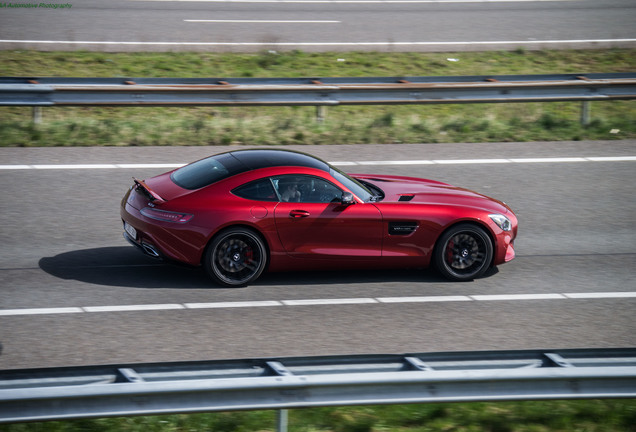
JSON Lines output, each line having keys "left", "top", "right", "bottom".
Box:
{"left": 1, "top": 0, "right": 635, "bottom": 51}
{"left": 0, "top": 140, "right": 635, "bottom": 370}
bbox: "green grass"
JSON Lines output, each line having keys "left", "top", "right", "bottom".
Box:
{"left": 1, "top": 49, "right": 635, "bottom": 146}
{"left": 2, "top": 400, "right": 636, "bottom": 431}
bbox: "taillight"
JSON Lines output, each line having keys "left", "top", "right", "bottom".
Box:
{"left": 140, "top": 207, "right": 194, "bottom": 223}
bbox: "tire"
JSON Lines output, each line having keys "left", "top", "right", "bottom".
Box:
{"left": 434, "top": 223, "right": 493, "bottom": 282}
{"left": 205, "top": 227, "right": 268, "bottom": 287}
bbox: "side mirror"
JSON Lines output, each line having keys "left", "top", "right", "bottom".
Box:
{"left": 341, "top": 192, "right": 355, "bottom": 205}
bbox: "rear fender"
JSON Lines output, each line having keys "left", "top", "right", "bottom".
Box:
{"left": 203, "top": 224, "right": 272, "bottom": 269}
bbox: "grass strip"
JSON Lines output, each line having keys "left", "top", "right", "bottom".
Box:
{"left": 1, "top": 400, "right": 636, "bottom": 431}
{"left": 1, "top": 49, "right": 635, "bottom": 147}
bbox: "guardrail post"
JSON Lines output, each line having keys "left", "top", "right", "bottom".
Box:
{"left": 316, "top": 106, "right": 326, "bottom": 123}
{"left": 32, "top": 107, "right": 42, "bottom": 124}
{"left": 277, "top": 409, "right": 288, "bottom": 432}
{"left": 581, "top": 101, "right": 590, "bottom": 126}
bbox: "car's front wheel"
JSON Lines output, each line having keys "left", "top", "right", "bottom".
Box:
{"left": 205, "top": 227, "right": 268, "bottom": 287}
{"left": 434, "top": 223, "right": 493, "bottom": 281}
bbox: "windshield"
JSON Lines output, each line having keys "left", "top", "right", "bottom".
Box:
{"left": 329, "top": 168, "right": 374, "bottom": 202}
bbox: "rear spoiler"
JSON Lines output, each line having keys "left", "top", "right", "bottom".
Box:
{"left": 133, "top": 177, "right": 166, "bottom": 204}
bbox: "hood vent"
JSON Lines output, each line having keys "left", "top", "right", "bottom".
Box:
{"left": 389, "top": 221, "right": 418, "bottom": 236}
{"left": 398, "top": 194, "right": 415, "bottom": 202}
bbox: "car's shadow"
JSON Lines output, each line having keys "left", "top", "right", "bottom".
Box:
{"left": 39, "top": 247, "right": 214, "bottom": 289}
{"left": 39, "top": 246, "right": 495, "bottom": 289}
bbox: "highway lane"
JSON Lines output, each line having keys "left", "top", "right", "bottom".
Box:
{"left": 0, "top": 0, "right": 635, "bottom": 51}
{"left": 0, "top": 140, "right": 635, "bottom": 369}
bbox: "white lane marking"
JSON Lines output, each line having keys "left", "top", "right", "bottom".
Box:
{"left": 116, "top": 163, "right": 186, "bottom": 169}
{"left": 357, "top": 160, "right": 436, "bottom": 166}
{"left": 185, "top": 19, "right": 341, "bottom": 23}
{"left": 470, "top": 293, "right": 567, "bottom": 301}
{"left": 0, "top": 165, "right": 31, "bottom": 170}
{"left": 564, "top": 292, "right": 636, "bottom": 299}
{"left": 185, "top": 300, "right": 283, "bottom": 308}
{"left": 282, "top": 298, "right": 378, "bottom": 305}
{"left": 0, "top": 164, "right": 183, "bottom": 170}
{"left": 587, "top": 156, "right": 636, "bottom": 162}
{"left": 508, "top": 157, "right": 587, "bottom": 163}
{"left": 1, "top": 156, "right": 634, "bottom": 170}
{"left": 2, "top": 39, "right": 633, "bottom": 48}
{"left": 0, "top": 163, "right": 185, "bottom": 170}
{"left": 32, "top": 164, "right": 119, "bottom": 170}
{"left": 82, "top": 304, "right": 185, "bottom": 312}
{"left": 432, "top": 158, "right": 511, "bottom": 165}
{"left": 1, "top": 292, "right": 635, "bottom": 316}
{"left": 378, "top": 295, "right": 472, "bottom": 303}
{"left": 328, "top": 161, "right": 358, "bottom": 166}
{"left": 0, "top": 307, "right": 83, "bottom": 316}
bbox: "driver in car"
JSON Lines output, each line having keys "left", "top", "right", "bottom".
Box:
{"left": 278, "top": 177, "right": 302, "bottom": 202}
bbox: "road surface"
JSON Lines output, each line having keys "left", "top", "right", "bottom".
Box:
{"left": 1, "top": 0, "right": 635, "bottom": 51}
{"left": 0, "top": 140, "right": 634, "bottom": 369}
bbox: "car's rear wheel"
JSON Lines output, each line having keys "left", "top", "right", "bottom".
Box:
{"left": 434, "top": 223, "right": 493, "bottom": 281}
{"left": 205, "top": 227, "right": 267, "bottom": 287}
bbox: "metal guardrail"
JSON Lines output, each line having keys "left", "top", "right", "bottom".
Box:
{"left": 1, "top": 348, "right": 635, "bottom": 425}
{"left": 1, "top": 73, "right": 635, "bottom": 107}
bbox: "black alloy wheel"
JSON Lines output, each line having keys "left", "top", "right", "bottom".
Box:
{"left": 205, "top": 227, "right": 268, "bottom": 287}
{"left": 434, "top": 223, "right": 493, "bottom": 281}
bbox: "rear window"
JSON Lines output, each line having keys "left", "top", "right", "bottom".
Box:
{"left": 233, "top": 178, "right": 277, "bottom": 201}
{"left": 171, "top": 153, "right": 245, "bottom": 190}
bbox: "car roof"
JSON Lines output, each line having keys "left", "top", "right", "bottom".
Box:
{"left": 170, "top": 149, "right": 332, "bottom": 190}
{"left": 229, "top": 149, "right": 330, "bottom": 172}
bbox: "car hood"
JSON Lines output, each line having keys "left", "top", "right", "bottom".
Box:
{"left": 354, "top": 174, "right": 512, "bottom": 214}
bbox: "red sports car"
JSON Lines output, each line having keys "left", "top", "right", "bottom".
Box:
{"left": 121, "top": 149, "right": 517, "bottom": 286}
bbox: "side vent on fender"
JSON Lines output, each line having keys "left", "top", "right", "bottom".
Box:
{"left": 398, "top": 195, "right": 415, "bottom": 202}
{"left": 389, "top": 221, "right": 419, "bottom": 236}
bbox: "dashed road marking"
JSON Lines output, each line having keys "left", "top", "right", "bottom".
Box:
{"left": 378, "top": 295, "right": 472, "bottom": 303}
{"left": 185, "top": 19, "right": 341, "bottom": 23}
{"left": 184, "top": 300, "right": 283, "bottom": 308}
{"left": 0, "top": 307, "right": 84, "bottom": 316}
{"left": 282, "top": 298, "right": 378, "bottom": 306}
{"left": 82, "top": 304, "right": 185, "bottom": 312}
{"left": 1, "top": 292, "right": 635, "bottom": 317}
{"left": 469, "top": 293, "right": 566, "bottom": 301}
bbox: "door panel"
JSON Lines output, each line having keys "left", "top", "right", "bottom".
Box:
{"left": 274, "top": 202, "right": 382, "bottom": 259}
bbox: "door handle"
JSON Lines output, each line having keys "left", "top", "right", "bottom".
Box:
{"left": 289, "top": 210, "right": 310, "bottom": 218}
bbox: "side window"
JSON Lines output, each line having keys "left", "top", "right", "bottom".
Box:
{"left": 232, "top": 178, "right": 277, "bottom": 201}
{"left": 273, "top": 175, "right": 343, "bottom": 203}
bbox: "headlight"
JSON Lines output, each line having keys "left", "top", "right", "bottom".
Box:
{"left": 489, "top": 214, "right": 512, "bottom": 231}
